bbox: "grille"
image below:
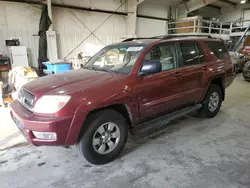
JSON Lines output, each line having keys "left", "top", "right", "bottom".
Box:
{"left": 18, "top": 88, "right": 35, "bottom": 111}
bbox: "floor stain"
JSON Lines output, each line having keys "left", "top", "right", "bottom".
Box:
{"left": 0, "top": 160, "right": 8, "bottom": 165}
{"left": 37, "top": 162, "right": 46, "bottom": 167}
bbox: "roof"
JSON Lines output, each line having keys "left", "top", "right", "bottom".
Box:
{"left": 112, "top": 35, "right": 222, "bottom": 46}
{"left": 116, "top": 39, "right": 160, "bottom": 46}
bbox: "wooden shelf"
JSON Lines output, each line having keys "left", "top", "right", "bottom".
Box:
{"left": 0, "top": 65, "right": 10, "bottom": 72}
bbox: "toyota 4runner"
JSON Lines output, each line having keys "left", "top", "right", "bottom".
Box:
{"left": 10, "top": 35, "right": 235, "bottom": 164}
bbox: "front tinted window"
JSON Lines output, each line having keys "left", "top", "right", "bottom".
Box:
{"left": 205, "top": 41, "right": 229, "bottom": 59}
{"left": 180, "top": 43, "right": 203, "bottom": 67}
{"left": 144, "top": 43, "right": 176, "bottom": 71}
{"left": 85, "top": 45, "right": 145, "bottom": 74}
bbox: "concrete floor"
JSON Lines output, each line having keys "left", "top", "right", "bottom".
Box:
{"left": 1, "top": 74, "right": 250, "bottom": 188}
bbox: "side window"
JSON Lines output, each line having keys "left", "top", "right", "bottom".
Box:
{"left": 180, "top": 43, "right": 203, "bottom": 67}
{"left": 144, "top": 43, "right": 176, "bottom": 71}
{"left": 205, "top": 41, "right": 229, "bottom": 60}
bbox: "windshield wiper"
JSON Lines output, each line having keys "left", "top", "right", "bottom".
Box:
{"left": 83, "top": 66, "right": 94, "bottom": 70}
{"left": 95, "top": 67, "right": 116, "bottom": 74}
{"left": 83, "top": 66, "right": 116, "bottom": 74}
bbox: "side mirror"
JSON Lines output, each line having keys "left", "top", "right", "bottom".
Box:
{"left": 140, "top": 60, "right": 162, "bottom": 75}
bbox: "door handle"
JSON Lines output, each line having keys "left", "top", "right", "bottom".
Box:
{"left": 173, "top": 72, "right": 182, "bottom": 77}
{"left": 202, "top": 66, "right": 208, "bottom": 71}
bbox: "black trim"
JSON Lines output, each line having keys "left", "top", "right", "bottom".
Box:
{"left": 137, "top": 15, "right": 169, "bottom": 21}
{"left": 52, "top": 3, "right": 128, "bottom": 16}
{"left": 122, "top": 35, "right": 213, "bottom": 42}
{"left": 131, "top": 104, "right": 202, "bottom": 135}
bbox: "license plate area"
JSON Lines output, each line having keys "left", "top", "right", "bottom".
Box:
{"left": 13, "top": 115, "right": 24, "bottom": 130}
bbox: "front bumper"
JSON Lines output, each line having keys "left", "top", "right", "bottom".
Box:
{"left": 10, "top": 100, "right": 74, "bottom": 146}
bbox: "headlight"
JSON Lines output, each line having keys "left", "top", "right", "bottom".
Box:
{"left": 34, "top": 95, "right": 71, "bottom": 114}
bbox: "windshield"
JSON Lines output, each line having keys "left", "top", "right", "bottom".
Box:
{"left": 85, "top": 45, "right": 145, "bottom": 74}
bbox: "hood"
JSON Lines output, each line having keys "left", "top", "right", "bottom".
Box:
{"left": 24, "top": 69, "right": 119, "bottom": 97}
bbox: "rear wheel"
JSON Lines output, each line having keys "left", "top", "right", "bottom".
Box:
{"left": 77, "top": 110, "right": 128, "bottom": 165}
{"left": 243, "top": 71, "right": 250, "bottom": 82}
{"left": 199, "top": 84, "right": 222, "bottom": 118}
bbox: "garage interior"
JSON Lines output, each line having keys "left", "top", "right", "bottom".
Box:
{"left": 1, "top": 0, "right": 250, "bottom": 187}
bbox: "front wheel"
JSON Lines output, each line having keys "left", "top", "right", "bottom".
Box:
{"left": 77, "top": 110, "right": 128, "bottom": 165}
{"left": 199, "top": 84, "right": 222, "bottom": 118}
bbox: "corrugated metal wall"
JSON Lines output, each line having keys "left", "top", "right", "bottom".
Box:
{"left": 0, "top": 28, "right": 123, "bottom": 67}
{"left": 57, "top": 32, "right": 123, "bottom": 59}
{"left": 0, "top": 29, "right": 39, "bottom": 67}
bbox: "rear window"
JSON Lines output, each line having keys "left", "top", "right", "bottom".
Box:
{"left": 205, "top": 41, "right": 229, "bottom": 59}
{"left": 179, "top": 42, "right": 204, "bottom": 67}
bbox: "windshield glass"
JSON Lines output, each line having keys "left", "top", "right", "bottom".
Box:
{"left": 85, "top": 45, "right": 145, "bottom": 74}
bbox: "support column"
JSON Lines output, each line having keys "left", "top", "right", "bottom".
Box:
{"left": 126, "top": 0, "right": 144, "bottom": 37}
{"left": 47, "top": 0, "right": 53, "bottom": 30}
{"left": 46, "top": 0, "right": 58, "bottom": 61}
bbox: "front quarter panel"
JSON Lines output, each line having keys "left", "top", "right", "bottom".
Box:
{"left": 65, "top": 89, "right": 139, "bottom": 145}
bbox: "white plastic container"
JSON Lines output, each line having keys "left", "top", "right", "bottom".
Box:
{"left": 0, "top": 81, "right": 3, "bottom": 106}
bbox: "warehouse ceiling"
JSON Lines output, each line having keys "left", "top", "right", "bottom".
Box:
{"left": 2, "top": 0, "right": 249, "bottom": 11}
{"left": 211, "top": 0, "right": 249, "bottom": 8}
{"left": 2, "top": 0, "right": 186, "bottom": 7}
{"left": 144, "top": 0, "right": 183, "bottom": 5}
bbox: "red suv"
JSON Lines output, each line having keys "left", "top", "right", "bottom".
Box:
{"left": 10, "top": 36, "right": 235, "bottom": 164}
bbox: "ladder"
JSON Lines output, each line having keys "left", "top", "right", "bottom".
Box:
{"left": 233, "top": 24, "right": 250, "bottom": 52}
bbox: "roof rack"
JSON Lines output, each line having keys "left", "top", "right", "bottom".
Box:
{"left": 122, "top": 37, "right": 152, "bottom": 42}
{"left": 160, "top": 35, "right": 213, "bottom": 39}
{"left": 122, "top": 35, "right": 213, "bottom": 42}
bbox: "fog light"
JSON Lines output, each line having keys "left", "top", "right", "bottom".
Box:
{"left": 32, "top": 131, "right": 57, "bottom": 140}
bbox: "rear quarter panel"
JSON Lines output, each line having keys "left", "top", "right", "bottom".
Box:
{"left": 198, "top": 39, "right": 235, "bottom": 102}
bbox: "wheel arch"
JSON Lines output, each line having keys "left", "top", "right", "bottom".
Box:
{"left": 210, "top": 77, "right": 225, "bottom": 101}
{"left": 201, "top": 75, "right": 225, "bottom": 102}
{"left": 77, "top": 103, "right": 133, "bottom": 142}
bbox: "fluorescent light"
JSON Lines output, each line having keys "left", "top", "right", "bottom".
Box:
{"left": 241, "top": 0, "right": 246, "bottom": 4}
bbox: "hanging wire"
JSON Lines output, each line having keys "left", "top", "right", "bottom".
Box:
{"left": 63, "top": 0, "right": 128, "bottom": 59}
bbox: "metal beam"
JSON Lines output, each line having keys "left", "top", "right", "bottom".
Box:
{"left": 52, "top": 3, "right": 128, "bottom": 16}
{"left": 219, "top": 0, "right": 237, "bottom": 7}
{"left": 206, "top": 4, "right": 221, "bottom": 13}
{"left": 178, "top": 0, "right": 218, "bottom": 14}
{"left": 0, "top": 0, "right": 170, "bottom": 21}
{"left": 137, "top": 15, "right": 168, "bottom": 21}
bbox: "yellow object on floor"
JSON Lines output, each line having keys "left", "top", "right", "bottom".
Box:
{"left": 10, "top": 66, "right": 38, "bottom": 91}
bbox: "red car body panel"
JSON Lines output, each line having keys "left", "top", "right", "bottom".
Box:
{"left": 10, "top": 37, "right": 236, "bottom": 146}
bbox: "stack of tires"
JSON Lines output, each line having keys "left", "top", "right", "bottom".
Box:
{"left": 243, "top": 61, "right": 250, "bottom": 82}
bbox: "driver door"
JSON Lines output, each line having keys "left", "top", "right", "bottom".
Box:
{"left": 137, "top": 42, "right": 184, "bottom": 120}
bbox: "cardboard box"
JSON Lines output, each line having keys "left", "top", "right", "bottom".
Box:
{"left": 176, "top": 16, "right": 202, "bottom": 34}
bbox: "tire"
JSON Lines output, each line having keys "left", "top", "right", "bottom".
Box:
{"left": 235, "top": 64, "right": 240, "bottom": 73}
{"left": 77, "top": 110, "right": 128, "bottom": 165}
{"left": 199, "top": 84, "right": 223, "bottom": 118}
{"left": 243, "top": 72, "right": 250, "bottom": 82}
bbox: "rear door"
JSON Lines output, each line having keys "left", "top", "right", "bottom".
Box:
{"left": 137, "top": 42, "right": 184, "bottom": 120}
{"left": 175, "top": 41, "right": 206, "bottom": 105}
{"left": 205, "top": 40, "right": 235, "bottom": 87}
